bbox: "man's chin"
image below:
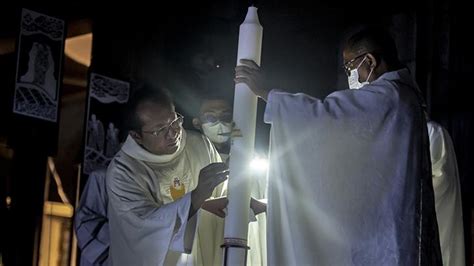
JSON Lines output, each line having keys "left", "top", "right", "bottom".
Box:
{"left": 163, "top": 144, "right": 179, "bottom": 154}
{"left": 162, "top": 134, "right": 181, "bottom": 154}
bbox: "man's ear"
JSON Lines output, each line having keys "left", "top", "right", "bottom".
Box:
{"left": 366, "top": 53, "right": 378, "bottom": 69}
{"left": 192, "top": 118, "right": 201, "bottom": 130}
{"left": 129, "top": 130, "right": 143, "bottom": 145}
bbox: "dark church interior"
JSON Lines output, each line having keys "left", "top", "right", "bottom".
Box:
{"left": 0, "top": 1, "right": 472, "bottom": 265}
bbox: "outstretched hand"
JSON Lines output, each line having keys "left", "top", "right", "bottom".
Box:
{"left": 190, "top": 163, "right": 229, "bottom": 216}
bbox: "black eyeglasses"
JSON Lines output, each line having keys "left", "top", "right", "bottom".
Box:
{"left": 342, "top": 53, "right": 367, "bottom": 76}
{"left": 141, "top": 113, "right": 184, "bottom": 137}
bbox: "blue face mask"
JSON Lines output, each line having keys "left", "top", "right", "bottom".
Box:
{"left": 347, "top": 56, "right": 374, "bottom": 90}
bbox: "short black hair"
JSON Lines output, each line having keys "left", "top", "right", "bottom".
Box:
{"left": 345, "top": 27, "right": 401, "bottom": 69}
{"left": 124, "top": 85, "right": 174, "bottom": 132}
{"left": 189, "top": 89, "right": 233, "bottom": 117}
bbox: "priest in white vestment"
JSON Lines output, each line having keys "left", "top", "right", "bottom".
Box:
{"left": 106, "top": 88, "right": 228, "bottom": 266}
{"left": 193, "top": 97, "right": 267, "bottom": 266}
{"left": 235, "top": 28, "right": 442, "bottom": 265}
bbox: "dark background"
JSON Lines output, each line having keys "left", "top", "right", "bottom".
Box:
{"left": 0, "top": 0, "right": 472, "bottom": 265}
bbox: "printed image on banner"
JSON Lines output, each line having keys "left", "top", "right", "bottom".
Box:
{"left": 13, "top": 9, "right": 65, "bottom": 122}
{"left": 83, "top": 73, "right": 130, "bottom": 175}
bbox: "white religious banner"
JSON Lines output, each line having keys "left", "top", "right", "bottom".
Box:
{"left": 82, "top": 73, "right": 130, "bottom": 175}
{"left": 13, "top": 8, "right": 65, "bottom": 122}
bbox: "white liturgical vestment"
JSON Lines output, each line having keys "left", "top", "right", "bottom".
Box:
{"left": 428, "top": 121, "right": 465, "bottom": 266}
{"left": 264, "top": 69, "right": 441, "bottom": 265}
{"left": 107, "top": 130, "right": 225, "bottom": 266}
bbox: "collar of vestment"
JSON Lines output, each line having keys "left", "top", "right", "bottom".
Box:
{"left": 375, "top": 68, "right": 416, "bottom": 88}
{"left": 122, "top": 130, "right": 187, "bottom": 163}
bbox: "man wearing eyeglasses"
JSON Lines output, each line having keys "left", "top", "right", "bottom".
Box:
{"left": 192, "top": 98, "right": 233, "bottom": 163}
{"left": 106, "top": 87, "right": 228, "bottom": 265}
{"left": 192, "top": 97, "right": 268, "bottom": 266}
{"left": 235, "top": 27, "right": 441, "bottom": 265}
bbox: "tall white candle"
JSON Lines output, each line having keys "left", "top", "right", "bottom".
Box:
{"left": 223, "top": 6, "right": 263, "bottom": 265}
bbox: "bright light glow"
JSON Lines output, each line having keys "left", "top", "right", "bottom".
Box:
{"left": 5, "top": 196, "right": 11, "bottom": 208}
{"left": 250, "top": 156, "right": 268, "bottom": 172}
{"left": 65, "top": 33, "right": 93, "bottom": 67}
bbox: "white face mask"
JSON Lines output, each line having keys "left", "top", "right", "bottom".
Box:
{"left": 201, "top": 122, "right": 232, "bottom": 144}
{"left": 347, "top": 56, "right": 374, "bottom": 90}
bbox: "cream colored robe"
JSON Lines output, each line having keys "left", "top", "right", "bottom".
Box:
{"left": 107, "top": 130, "right": 225, "bottom": 266}
{"left": 428, "top": 121, "right": 465, "bottom": 266}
